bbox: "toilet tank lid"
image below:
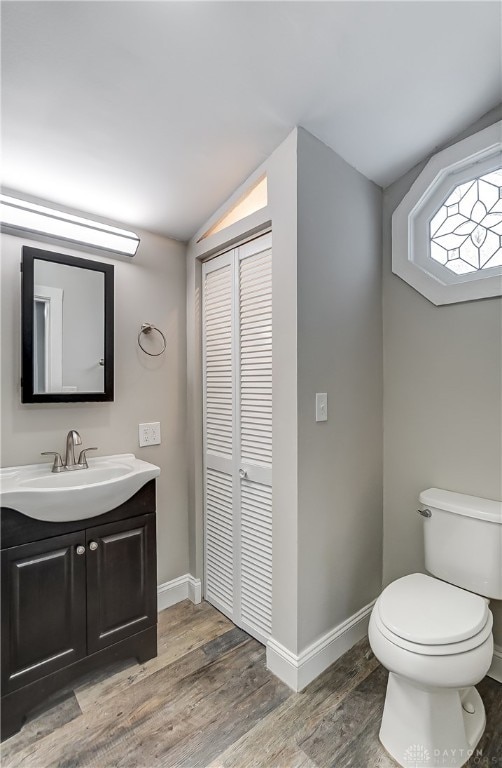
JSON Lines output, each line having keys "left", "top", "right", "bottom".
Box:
{"left": 419, "top": 488, "right": 502, "bottom": 524}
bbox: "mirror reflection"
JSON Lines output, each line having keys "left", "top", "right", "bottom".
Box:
{"left": 33, "top": 260, "right": 105, "bottom": 394}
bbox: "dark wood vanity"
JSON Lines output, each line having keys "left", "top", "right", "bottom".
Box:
{"left": 1, "top": 480, "right": 157, "bottom": 740}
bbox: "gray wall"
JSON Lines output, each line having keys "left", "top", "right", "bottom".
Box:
{"left": 187, "top": 128, "right": 384, "bottom": 656}
{"left": 296, "top": 129, "right": 383, "bottom": 649}
{"left": 1, "top": 228, "right": 189, "bottom": 586}
{"left": 382, "top": 106, "right": 502, "bottom": 646}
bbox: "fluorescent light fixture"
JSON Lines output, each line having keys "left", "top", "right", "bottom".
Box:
{"left": 0, "top": 194, "right": 140, "bottom": 256}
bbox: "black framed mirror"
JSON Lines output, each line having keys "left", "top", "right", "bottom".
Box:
{"left": 21, "top": 246, "right": 114, "bottom": 403}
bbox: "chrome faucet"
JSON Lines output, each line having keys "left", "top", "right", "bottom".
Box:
{"left": 41, "top": 430, "right": 98, "bottom": 473}
{"left": 64, "top": 429, "right": 83, "bottom": 470}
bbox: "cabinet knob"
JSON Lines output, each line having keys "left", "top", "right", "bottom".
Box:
{"left": 76, "top": 545, "right": 85, "bottom": 555}
{"left": 89, "top": 541, "right": 99, "bottom": 551}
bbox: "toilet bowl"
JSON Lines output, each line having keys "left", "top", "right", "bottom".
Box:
{"left": 369, "top": 574, "right": 494, "bottom": 768}
{"left": 369, "top": 489, "right": 501, "bottom": 768}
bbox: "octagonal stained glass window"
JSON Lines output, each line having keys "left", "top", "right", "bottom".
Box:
{"left": 429, "top": 168, "right": 502, "bottom": 274}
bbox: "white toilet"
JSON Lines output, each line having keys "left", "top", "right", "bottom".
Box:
{"left": 369, "top": 488, "right": 502, "bottom": 768}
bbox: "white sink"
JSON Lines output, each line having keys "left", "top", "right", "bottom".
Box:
{"left": 0, "top": 453, "right": 160, "bottom": 522}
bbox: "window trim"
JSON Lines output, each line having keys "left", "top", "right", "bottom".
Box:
{"left": 392, "top": 121, "right": 502, "bottom": 305}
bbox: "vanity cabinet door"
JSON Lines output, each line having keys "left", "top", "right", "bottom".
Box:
{"left": 86, "top": 513, "right": 157, "bottom": 654}
{"left": 1, "top": 531, "right": 87, "bottom": 693}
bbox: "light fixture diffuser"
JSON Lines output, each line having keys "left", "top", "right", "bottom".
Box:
{"left": 0, "top": 194, "right": 140, "bottom": 256}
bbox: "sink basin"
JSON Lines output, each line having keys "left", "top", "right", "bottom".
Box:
{"left": 0, "top": 453, "right": 160, "bottom": 522}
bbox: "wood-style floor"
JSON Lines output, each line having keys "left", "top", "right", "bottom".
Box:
{"left": 2, "top": 600, "right": 501, "bottom": 768}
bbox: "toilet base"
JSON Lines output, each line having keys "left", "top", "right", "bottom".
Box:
{"left": 380, "top": 673, "right": 485, "bottom": 768}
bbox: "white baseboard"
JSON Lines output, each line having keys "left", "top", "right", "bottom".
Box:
{"left": 266, "top": 637, "right": 300, "bottom": 691}
{"left": 157, "top": 574, "right": 202, "bottom": 612}
{"left": 488, "top": 644, "right": 502, "bottom": 684}
{"left": 187, "top": 574, "right": 202, "bottom": 604}
{"left": 267, "top": 599, "right": 376, "bottom": 692}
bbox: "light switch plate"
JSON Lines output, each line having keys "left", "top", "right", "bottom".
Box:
{"left": 138, "top": 422, "right": 161, "bottom": 447}
{"left": 316, "top": 393, "right": 328, "bottom": 422}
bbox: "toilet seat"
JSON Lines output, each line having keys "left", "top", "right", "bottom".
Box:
{"left": 373, "top": 603, "right": 493, "bottom": 656}
{"left": 376, "top": 573, "right": 492, "bottom": 656}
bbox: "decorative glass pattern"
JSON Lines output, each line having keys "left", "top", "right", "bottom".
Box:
{"left": 429, "top": 168, "right": 502, "bottom": 274}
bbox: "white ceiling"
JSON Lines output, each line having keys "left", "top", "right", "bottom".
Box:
{"left": 2, "top": 1, "right": 501, "bottom": 242}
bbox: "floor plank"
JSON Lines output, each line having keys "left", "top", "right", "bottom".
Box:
{"left": 136, "top": 675, "right": 290, "bottom": 768}
{"left": 74, "top": 601, "right": 233, "bottom": 712}
{"left": 211, "top": 637, "right": 378, "bottom": 768}
{"left": 2, "top": 599, "right": 500, "bottom": 768}
{"left": 81, "top": 640, "right": 274, "bottom": 768}
{"left": 5, "top": 627, "right": 253, "bottom": 768}
{"left": 0, "top": 689, "right": 82, "bottom": 764}
{"left": 298, "top": 665, "right": 388, "bottom": 768}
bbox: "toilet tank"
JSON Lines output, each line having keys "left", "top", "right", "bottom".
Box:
{"left": 419, "top": 488, "right": 502, "bottom": 600}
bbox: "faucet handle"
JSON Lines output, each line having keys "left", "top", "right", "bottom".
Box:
{"left": 41, "top": 452, "right": 64, "bottom": 473}
{"left": 77, "top": 447, "right": 98, "bottom": 468}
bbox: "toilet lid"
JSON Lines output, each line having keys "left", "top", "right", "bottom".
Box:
{"left": 378, "top": 574, "right": 489, "bottom": 645}
{"left": 373, "top": 603, "right": 493, "bottom": 656}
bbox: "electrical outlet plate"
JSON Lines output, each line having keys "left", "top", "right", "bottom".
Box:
{"left": 138, "top": 422, "right": 161, "bottom": 447}
{"left": 150, "top": 422, "right": 161, "bottom": 444}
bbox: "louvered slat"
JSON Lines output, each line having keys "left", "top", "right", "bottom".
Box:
{"left": 240, "top": 248, "right": 272, "bottom": 468}
{"left": 240, "top": 478, "right": 272, "bottom": 637}
{"left": 205, "top": 467, "right": 233, "bottom": 613}
{"left": 204, "top": 263, "right": 233, "bottom": 458}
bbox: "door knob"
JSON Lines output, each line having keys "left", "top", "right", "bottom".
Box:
{"left": 76, "top": 545, "right": 85, "bottom": 555}
{"left": 239, "top": 469, "right": 248, "bottom": 479}
{"left": 89, "top": 541, "right": 99, "bottom": 551}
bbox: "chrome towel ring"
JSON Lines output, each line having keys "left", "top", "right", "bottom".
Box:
{"left": 138, "top": 323, "right": 167, "bottom": 356}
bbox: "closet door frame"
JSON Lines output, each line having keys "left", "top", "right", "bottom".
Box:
{"left": 201, "top": 231, "right": 272, "bottom": 640}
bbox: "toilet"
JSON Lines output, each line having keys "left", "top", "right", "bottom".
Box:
{"left": 369, "top": 488, "right": 502, "bottom": 768}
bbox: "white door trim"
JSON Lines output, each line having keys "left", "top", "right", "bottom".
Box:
{"left": 34, "top": 283, "right": 63, "bottom": 392}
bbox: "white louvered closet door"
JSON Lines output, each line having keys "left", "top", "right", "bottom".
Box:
{"left": 237, "top": 236, "right": 272, "bottom": 644}
{"left": 202, "top": 251, "right": 235, "bottom": 619}
{"left": 202, "top": 233, "right": 272, "bottom": 646}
